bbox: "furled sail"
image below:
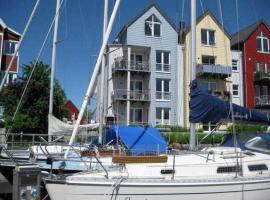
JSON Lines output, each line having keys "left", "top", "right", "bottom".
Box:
{"left": 48, "top": 114, "right": 99, "bottom": 136}
{"left": 189, "top": 80, "right": 270, "bottom": 124}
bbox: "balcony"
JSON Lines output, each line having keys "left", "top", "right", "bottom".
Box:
{"left": 254, "top": 95, "right": 270, "bottom": 108}
{"left": 253, "top": 71, "right": 270, "bottom": 83}
{"left": 112, "top": 89, "right": 150, "bottom": 101}
{"left": 113, "top": 60, "right": 150, "bottom": 73}
{"left": 156, "top": 91, "right": 171, "bottom": 101}
{"left": 196, "top": 64, "right": 232, "bottom": 78}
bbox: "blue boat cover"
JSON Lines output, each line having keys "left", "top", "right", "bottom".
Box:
{"left": 189, "top": 80, "right": 270, "bottom": 124}
{"left": 105, "top": 126, "right": 167, "bottom": 155}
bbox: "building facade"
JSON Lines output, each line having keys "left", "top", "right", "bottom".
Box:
{"left": 0, "top": 19, "right": 21, "bottom": 85}
{"left": 231, "top": 21, "right": 270, "bottom": 113}
{"left": 183, "top": 12, "right": 232, "bottom": 128}
{"left": 102, "top": 4, "right": 183, "bottom": 127}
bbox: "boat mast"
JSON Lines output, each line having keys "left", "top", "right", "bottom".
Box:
{"left": 48, "top": 0, "right": 61, "bottom": 142}
{"left": 64, "top": 0, "right": 121, "bottom": 159}
{"left": 98, "top": 0, "right": 108, "bottom": 145}
{"left": 189, "top": 0, "right": 196, "bottom": 150}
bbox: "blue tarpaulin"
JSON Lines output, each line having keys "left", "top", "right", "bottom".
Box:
{"left": 105, "top": 126, "right": 167, "bottom": 155}
{"left": 189, "top": 80, "right": 270, "bottom": 124}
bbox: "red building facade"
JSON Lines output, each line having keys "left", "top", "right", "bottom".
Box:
{"left": 231, "top": 21, "right": 270, "bottom": 112}
{"left": 64, "top": 100, "right": 79, "bottom": 124}
{"left": 0, "top": 19, "right": 21, "bottom": 84}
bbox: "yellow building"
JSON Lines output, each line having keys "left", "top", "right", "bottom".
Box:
{"left": 183, "top": 11, "right": 232, "bottom": 129}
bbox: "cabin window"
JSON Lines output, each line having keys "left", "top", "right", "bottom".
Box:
{"left": 248, "top": 164, "right": 268, "bottom": 172}
{"left": 156, "top": 108, "right": 170, "bottom": 125}
{"left": 257, "top": 32, "right": 269, "bottom": 53}
{"left": 156, "top": 51, "right": 170, "bottom": 72}
{"left": 201, "top": 29, "right": 216, "bottom": 46}
{"left": 145, "top": 15, "right": 161, "bottom": 37}
{"left": 156, "top": 79, "right": 170, "bottom": 100}
{"left": 232, "top": 84, "right": 239, "bottom": 96}
{"left": 232, "top": 59, "right": 239, "bottom": 71}
{"left": 217, "top": 166, "right": 242, "bottom": 173}
{"left": 4, "top": 41, "right": 16, "bottom": 54}
{"left": 161, "top": 169, "right": 175, "bottom": 174}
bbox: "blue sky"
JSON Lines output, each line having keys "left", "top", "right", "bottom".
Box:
{"left": 1, "top": 0, "right": 270, "bottom": 110}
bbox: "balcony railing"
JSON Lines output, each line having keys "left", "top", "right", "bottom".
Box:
{"left": 156, "top": 91, "right": 171, "bottom": 101}
{"left": 113, "top": 60, "right": 150, "bottom": 72}
{"left": 255, "top": 95, "right": 270, "bottom": 107}
{"left": 196, "top": 64, "right": 232, "bottom": 77}
{"left": 253, "top": 71, "right": 270, "bottom": 82}
{"left": 156, "top": 63, "right": 170, "bottom": 72}
{"left": 112, "top": 89, "right": 150, "bottom": 101}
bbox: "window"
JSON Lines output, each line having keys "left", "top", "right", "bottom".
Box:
{"left": 130, "top": 108, "right": 143, "bottom": 123}
{"left": 202, "top": 82, "right": 217, "bottom": 92}
{"left": 156, "top": 108, "right": 170, "bottom": 125}
{"left": 254, "top": 61, "right": 260, "bottom": 72}
{"left": 156, "top": 79, "right": 170, "bottom": 100}
{"left": 156, "top": 51, "right": 170, "bottom": 72}
{"left": 131, "top": 54, "right": 143, "bottom": 69}
{"left": 232, "top": 84, "right": 239, "bottom": 96}
{"left": 257, "top": 32, "right": 269, "bottom": 53}
{"left": 201, "top": 29, "right": 216, "bottom": 46}
{"left": 130, "top": 80, "right": 142, "bottom": 91}
{"left": 202, "top": 55, "right": 215, "bottom": 65}
{"left": 4, "top": 41, "right": 16, "bottom": 54}
{"left": 232, "top": 59, "right": 238, "bottom": 71}
{"left": 248, "top": 164, "right": 268, "bottom": 172}
{"left": 145, "top": 15, "right": 161, "bottom": 37}
{"left": 217, "top": 166, "right": 242, "bottom": 174}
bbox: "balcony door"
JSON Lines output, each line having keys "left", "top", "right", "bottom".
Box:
{"left": 262, "top": 86, "right": 269, "bottom": 104}
{"left": 130, "top": 108, "right": 143, "bottom": 124}
{"left": 130, "top": 80, "right": 142, "bottom": 99}
{"left": 202, "top": 55, "right": 215, "bottom": 65}
{"left": 131, "top": 54, "right": 143, "bottom": 69}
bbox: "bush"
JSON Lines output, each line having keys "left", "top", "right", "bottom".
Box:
{"left": 227, "top": 124, "right": 267, "bottom": 133}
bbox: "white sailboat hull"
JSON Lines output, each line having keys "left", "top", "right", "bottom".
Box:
{"left": 46, "top": 177, "right": 270, "bottom": 200}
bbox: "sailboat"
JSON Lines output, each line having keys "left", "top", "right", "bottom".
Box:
{"left": 43, "top": 0, "right": 270, "bottom": 199}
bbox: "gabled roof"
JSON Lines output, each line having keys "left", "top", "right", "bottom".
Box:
{"left": 115, "top": 3, "right": 177, "bottom": 40}
{"left": 185, "top": 11, "right": 231, "bottom": 39}
{"left": 0, "top": 18, "right": 21, "bottom": 37}
{"left": 231, "top": 20, "right": 270, "bottom": 47}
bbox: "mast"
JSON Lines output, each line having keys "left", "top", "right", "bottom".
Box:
{"left": 48, "top": 0, "right": 60, "bottom": 142}
{"left": 98, "top": 0, "right": 109, "bottom": 144}
{"left": 64, "top": 0, "right": 121, "bottom": 159}
{"left": 189, "top": 0, "right": 196, "bottom": 150}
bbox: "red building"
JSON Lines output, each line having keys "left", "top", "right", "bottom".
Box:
{"left": 0, "top": 18, "right": 21, "bottom": 84}
{"left": 64, "top": 100, "right": 79, "bottom": 124}
{"left": 231, "top": 21, "right": 270, "bottom": 112}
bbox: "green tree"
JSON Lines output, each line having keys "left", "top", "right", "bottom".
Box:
{"left": 0, "top": 61, "right": 67, "bottom": 133}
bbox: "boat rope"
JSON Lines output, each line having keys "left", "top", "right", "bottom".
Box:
{"left": 110, "top": 176, "right": 126, "bottom": 200}
{"left": 0, "top": 0, "right": 41, "bottom": 92}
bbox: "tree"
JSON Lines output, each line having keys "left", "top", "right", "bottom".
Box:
{"left": 0, "top": 61, "right": 68, "bottom": 133}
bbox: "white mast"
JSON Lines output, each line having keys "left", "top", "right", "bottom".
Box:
{"left": 64, "top": 0, "right": 121, "bottom": 159}
{"left": 98, "top": 0, "right": 109, "bottom": 144}
{"left": 189, "top": 0, "right": 196, "bottom": 150}
{"left": 48, "top": 0, "right": 61, "bottom": 142}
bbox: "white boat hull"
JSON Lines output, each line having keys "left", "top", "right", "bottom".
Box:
{"left": 46, "top": 177, "right": 270, "bottom": 200}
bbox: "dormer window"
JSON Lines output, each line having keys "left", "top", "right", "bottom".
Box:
{"left": 257, "top": 32, "right": 269, "bottom": 53}
{"left": 145, "top": 15, "right": 161, "bottom": 37}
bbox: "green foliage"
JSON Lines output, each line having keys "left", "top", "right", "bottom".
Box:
{"left": 155, "top": 125, "right": 189, "bottom": 132}
{"left": 0, "top": 61, "right": 68, "bottom": 133}
{"left": 227, "top": 124, "right": 267, "bottom": 133}
{"left": 163, "top": 132, "right": 224, "bottom": 144}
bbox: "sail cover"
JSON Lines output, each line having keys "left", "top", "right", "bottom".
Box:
{"left": 105, "top": 126, "right": 167, "bottom": 156}
{"left": 48, "top": 114, "right": 99, "bottom": 136}
{"left": 189, "top": 80, "right": 270, "bottom": 124}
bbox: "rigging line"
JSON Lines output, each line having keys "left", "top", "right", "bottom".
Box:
{"left": 5, "top": 0, "right": 66, "bottom": 138}
{"left": 0, "top": 0, "right": 41, "bottom": 92}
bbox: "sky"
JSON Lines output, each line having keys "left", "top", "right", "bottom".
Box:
{"left": 1, "top": 0, "right": 270, "bottom": 110}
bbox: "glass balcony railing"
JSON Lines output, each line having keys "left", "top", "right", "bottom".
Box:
{"left": 113, "top": 60, "right": 150, "bottom": 72}
{"left": 112, "top": 89, "right": 150, "bottom": 101}
{"left": 156, "top": 63, "right": 170, "bottom": 72}
{"left": 254, "top": 95, "right": 270, "bottom": 107}
{"left": 253, "top": 71, "right": 270, "bottom": 82}
{"left": 156, "top": 91, "right": 171, "bottom": 100}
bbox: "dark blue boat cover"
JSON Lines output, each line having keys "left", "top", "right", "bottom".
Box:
{"left": 189, "top": 80, "right": 270, "bottom": 124}
{"left": 105, "top": 126, "right": 167, "bottom": 155}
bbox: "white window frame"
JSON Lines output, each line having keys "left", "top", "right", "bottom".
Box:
{"left": 130, "top": 107, "right": 143, "bottom": 123}
{"left": 156, "top": 79, "right": 171, "bottom": 101}
{"left": 156, "top": 107, "right": 170, "bottom": 125}
{"left": 145, "top": 15, "right": 161, "bottom": 37}
{"left": 130, "top": 53, "right": 143, "bottom": 67}
{"left": 3, "top": 40, "right": 17, "bottom": 55}
{"left": 201, "top": 29, "right": 216, "bottom": 46}
{"left": 156, "top": 51, "right": 170, "bottom": 73}
{"left": 232, "top": 59, "right": 239, "bottom": 72}
{"left": 257, "top": 32, "right": 270, "bottom": 53}
{"left": 232, "top": 84, "right": 239, "bottom": 97}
